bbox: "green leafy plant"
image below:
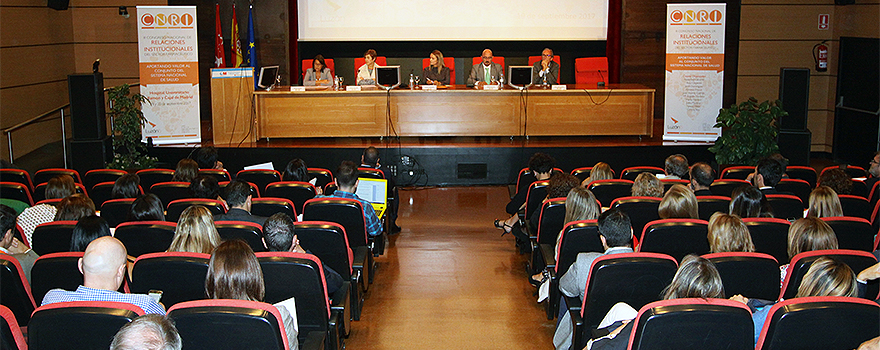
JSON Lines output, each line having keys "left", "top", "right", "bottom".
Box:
{"left": 107, "top": 84, "right": 156, "bottom": 170}
{"left": 708, "top": 97, "right": 786, "bottom": 166}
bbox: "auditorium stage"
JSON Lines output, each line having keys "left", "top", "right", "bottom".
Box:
{"left": 149, "top": 119, "right": 715, "bottom": 186}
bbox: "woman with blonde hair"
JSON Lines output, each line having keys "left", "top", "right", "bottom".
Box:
{"left": 807, "top": 186, "right": 843, "bottom": 218}
{"left": 658, "top": 184, "right": 698, "bottom": 219}
{"left": 581, "top": 162, "right": 614, "bottom": 187}
{"left": 707, "top": 213, "right": 755, "bottom": 253}
{"left": 423, "top": 50, "right": 450, "bottom": 85}
{"left": 780, "top": 216, "right": 838, "bottom": 283}
{"left": 169, "top": 205, "right": 221, "bottom": 254}
{"left": 532, "top": 187, "right": 602, "bottom": 285}
{"left": 631, "top": 172, "right": 664, "bottom": 198}
{"left": 206, "top": 240, "right": 298, "bottom": 349}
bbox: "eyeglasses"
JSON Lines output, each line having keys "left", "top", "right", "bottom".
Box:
{"left": 481, "top": 56, "right": 492, "bottom": 59}
{"left": 542, "top": 54, "right": 553, "bottom": 57}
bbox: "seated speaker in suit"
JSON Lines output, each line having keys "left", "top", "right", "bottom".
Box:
{"left": 467, "top": 49, "right": 503, "bottom": 86}
{"left": 356, "top": 49, "right": 378, "bottom": 86}
{"left": 423, "top": 50, "right": 450, "bottom": 85}
{"left": 532, "top": 48, "right": 559, "bottom": 85}
{"left": 303, "top": 54, "right": 333, "bottom": 86}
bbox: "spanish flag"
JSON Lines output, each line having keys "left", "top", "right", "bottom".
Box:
{"left": 231, "top": 3, "right": 243, "bottom": 68}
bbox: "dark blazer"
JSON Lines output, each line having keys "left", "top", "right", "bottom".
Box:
{"left": 759, "top": 187, "right": 792, "bottom": 196}
{"left": 693, "top": 189, "right": 714, "bottom": 197}
{"left": 214, "top": 208, "right": 267, "bottom": 226}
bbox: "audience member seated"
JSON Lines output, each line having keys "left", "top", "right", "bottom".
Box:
{"left": 581, "top": 255, "right": 725, "bottom": 350}
{"left": 819, "top": 168, "right": 854, "bottom": 195}
{"left": 303, "top": 54, "right": 333, "bottom": 86}
{"left": 423, "top": 50, "right": 451, "bottom": 85}
{"left": 554, "top": 209, "right": 634, "bottom": 350}
{"left": 205, "top": 240, "right": 299, "bottom": 349}
{"left": 689, "top": 162, "right": 715, "bottom": 196}
{"left": 707, "top": 213, "right": 755, "bottom": 253}
{"left": 195, "top": 146, "right": 224, "bottom": 170}
{"left": 189, "top": 176, "right": 222, "bottom": 201}
{"left": 362, "top": 146, "right": 400, "bottom": 233}
{"left": 111, "top": 174, "right": 141, "bottom": 199}
{"left": 781, "top": 217, "right": 838, "bottom": 282}
{"left": 865, "top": 151, "right": 880, "bottom": 190}
{"left": 729, "top": 186, "right": 773, "bottom": 218}
{"left": 730, "top": 257, "right": 858, "bottom": 344}
{"left": 658, "top": 184, "right": 698, "bottom": 219}
{"left": 807, "top": 186, "right": 843, "bottom": 218}
{"left": 127, "top": 194, "right": 166, "bottom": 222}
{"left": 553, "top": 187, "right": 602, "bottom": 262}
{"left": 262, "top": 212, "right": 344, "bottom": 296}
{"left": 658, "top": 154, "right": 688, "bottom": 180}
{"left": 0, "top": 204, "right": 38, "bottom": 282}
{"left": 283, "top": 158, "right": 322, "bottom": 194}
{"left": 753, "top": 157, "right": 789, "bottom": 195}
{"left": 511, "top": 172, "right": 580, "bottom": 243}
{"left": 580, "top": 162, "right": 614, "bottom": 187}
{"left": 214, "top": 180, "right": 267, "bottom": 226}
{"left": 54, "top": 193, "right": 96, "bottom": 221}
{"left": 631, "top": 172, "right": 663, "bottom": 198}
{"left": 70, "top": 215, "right": 111, "bottom": 252}
{"left": 18, "top": 174, "right": 76, "bottom": 244}
{"left": 316, "top": 161, "right": 381, "bottom": 237}
{"left": 171, "top": 158, "right": 199, "bottom": 183}
{"left": 746, "top": 153, "right": 790, "bottom": 184}
{"left": 110, "top": 314, "right": 182, "bottom": 350}
{"left": 504, "top": 152, "right": 556, "bottom": 218}
{"left": 41, "top": 236, "right": 165, "bottom": 314}
{"left": 357, "top": 49, "right": 379, "bottom": 86}
{"left": 168, "top": 205, "right": 221, "bottom": 254}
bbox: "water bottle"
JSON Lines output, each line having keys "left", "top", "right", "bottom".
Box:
{"left": 499, "top": 74, "right": 505, "bottom": 86}
{"left": 409, "top": 73, "right": 414, "bottom": 90}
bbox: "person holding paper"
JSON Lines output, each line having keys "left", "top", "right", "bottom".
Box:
{"left": 423, "top": 50, "right": 450, "bottom": 85}
{"left": 467, "top": 49, "right": 503, "bottom": 86}
{"left": 357, "top": 49, "right": 378, "bottom": 85}
{"left": 303, "top": 54, "right": 333, "bottom": 86}
{"left": 532, "top": 48, "right": 559, "bottom": 85}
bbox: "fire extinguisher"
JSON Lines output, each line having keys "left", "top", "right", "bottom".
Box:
{"left": 813, "top": 41, "right": 828, "bottom": 72}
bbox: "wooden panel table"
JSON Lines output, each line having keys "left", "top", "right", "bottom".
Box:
{"left": 252, "top": 84, "right": 654, "bottom": 138}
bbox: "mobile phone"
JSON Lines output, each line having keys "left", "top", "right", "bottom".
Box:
{"left": 148, "top": 289, "right": 163, "bottom": 303}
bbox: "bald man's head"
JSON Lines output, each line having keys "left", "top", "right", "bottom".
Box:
{"left": 80, "top": 237, "right": 127, "bottom": 289}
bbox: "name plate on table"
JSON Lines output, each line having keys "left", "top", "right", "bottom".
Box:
{"left": 482, "top": 84, "right": 500, "bottom": 90}
{"left": 346, "top": 86, "right": 362, "bottom": 91}
{"left": 290, "top": 86, "right": 306, "bottom": 92}
{"left": 420, "top": 85, "right": 437, "bottom": 90}
{"left": 551, "top": 85, "right": 567, "bottom": 90}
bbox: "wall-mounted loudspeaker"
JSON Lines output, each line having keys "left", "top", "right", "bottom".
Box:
{"left": 48, "top": 0, "right": 69, "bottom": 10}
{"left": 778, "top": 68, "right": 810, "bottom": 131}
{"left": 68, "top": 73, "right": 106, "bottom": 141}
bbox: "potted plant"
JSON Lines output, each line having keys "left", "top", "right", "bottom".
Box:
{"left": 107, "top": 84, "right": 156, "bottom": 170}
{"left": 708, "top": 97, "right": 786, "bottom": 166}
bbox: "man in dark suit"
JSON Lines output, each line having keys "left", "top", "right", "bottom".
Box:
{"left": 753, "top": 157, "right": 789, "bottom": 195}
{"left": 532, "top": 48, "right": 559, "bottom": 85}
{"left": 214, "top": 180, "right": 266, "bottom": 226}
{"left": 689, "top": 162, "right": 715, "bottom": 196}
{"left": 467, "top": 49, "right": 504, "bottom": 86}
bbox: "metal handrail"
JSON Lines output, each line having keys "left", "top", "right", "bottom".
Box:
{"left": 3, "top": 104, "right": 71, "bottom": 167}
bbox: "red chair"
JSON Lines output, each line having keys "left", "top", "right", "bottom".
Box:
{"left": 471, "top": 56, "right": 505, "bottom": 68}
{"left": 821, "top": 216, "right": 875, "bottom": 252}
{"left": 31, "top": 221, "right": 78, "bottom": 255}
{"left": 838, "top": 194, "right": 872, "bottom": 220}
{"left": 574, "top": 57, "right": 608, "bottom": 85}
{"left": 32, "top": 182, "right": 87, "bottom": 203}
{"left": 30, "top": 251, "right": 85, "bottom": 303}
{"left": 703, "top": 252, "right": 780, "bottom": 301}
{"left": 301, "top": 58, "right": 335, "bottom": 79}
{"left": 100, "top": 198, "right": 136, "bottom": 228}
{"left": 522, "top": 180, "right": 551, "bottom": 223}
{"left": 588, "top": 179, "right": 635, "bottom": 207}
{"left": 0, "top": 182, "right": 33, "bottom": 206}
{"left": 527, "top": 55, "right": 561, "bottom": 84}
{"left": 33, "top": 168, "right": 81, "bottom": 185}
{"left": 135, "top": 168, "right": 175, "bottom": 192}
{"left": 353, "top": 56, "right": 387, "bottom": 72}
{"left": 709, "top": 179, "right": 751, "bottom": 197}
{"left": 251, "top": 197, "right": 297, "bottom": 220}
{"left": 515, "top": 167, "right": 563, "bottom": 197}
{"left": 611, "top": 196, "right": 662, "bottom": 239}
{"left": 530, "top": 197, "right": 566, "bottom": 276}
{"left": 114, "top": 221, "right": 177, "bottom": 257}
{"left": 696, "top": 195, "right": 731, "bottom": 221}
{"left": 421, "top": 56, "right": 456, "bottom": 84}
{"left": 720, "top": 166, "right": 754, "bottom": 180}
{"left": 756, "top": 296, "right": 879, "bottom": 350}
{"left": 302, "top": 198, "right": 375, "bottom": 288}
{"left": 214, "top": 221, "right": 266, "bottom": 253}
{"left": 627, "top": 298, "right": 754, "bottom": 350}
{"left": 265, "top": 181, "right": 318, "bottom": 217}
{"left": 545, "top": 220, "right": 603, "bottom": 319}
{"left": 820, "top": 165, "right": 867, "bottom": 179}
{"left": 620, "top": 166, "right": 665, "bottom": 181}
{"left": 743, "top": 217, "right": 791, "bottom": 264}
{"left": 168, "top": 299, "right": 295, "bottom": 350}
{"left": 765, "top": 194, "right": 805, "bottom": 219}
{"left": 129, "top": 252, "right": 211, "bottom": 307}
{"left": 307, "top": 168, "right": 334, "bottom": 189}
{"left": 83, "top": 168, "right": 127, "bottom": 190}
{"left": 0, "top": 305, "right": 26, "bottom": 350}
{"left": 236, "top": 169, "right": 281, "bottom": 193}
{"left": 0, "top": 255, "right": 36, "bottom": 327}
{"left": 777, "top": 178, "right": 812, "bottom": 203}
{"left": 0, "top": 168, "right": 33, "bottom": 191}
{"left": 28, "top": 301, "right": 145, "bottom": 350}
{"left": 198, "top": 168, "right": 231, "bottom": 182}
{"left": 638, "top": 219, "right": 710, "bottom": 262}
{"left": 165, "top": 198, "right": 226, "bottom": 223}
{"left": 780, "top": 249, "right": 878, "bottom": 300}
{"left": 785, "top": 165, "right": 818, "bottom": 188}
{"left": 149, "top": 182, "right": 192, "bottom": 207}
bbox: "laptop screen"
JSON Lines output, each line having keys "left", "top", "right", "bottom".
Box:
{"left": 355, "top": 178, "right": 387, "bottom": 204}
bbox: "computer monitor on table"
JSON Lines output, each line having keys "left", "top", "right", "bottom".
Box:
{"left": 507, "top": 66, "right": 533, "bottom": 90}
{"left": 376, "top": 66, "right": 401, "bottom": 90}
{"left": 257, "top": 65, "right": 279, "bottom": 90}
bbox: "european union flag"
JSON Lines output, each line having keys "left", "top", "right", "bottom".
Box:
{"left": 246, "top": 4, "right": 258, "bottom": 89}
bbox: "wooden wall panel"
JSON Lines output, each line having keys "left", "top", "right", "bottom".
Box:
{"left": 807, "top": 110, "right": 833, "bottom": 151}
{"left": 738, "top": 41, "right": 838, "bottom": 77}
{"left": 70, "top": 7, "right": 140, "bottom": 43}
{"left": 736, "top": 75, "right": 835, "bottom": 111}
{"left": 835, "top": 4, "right": 880, "bottom": 37}
{"left": 742, "top": 0, "right": 828, "bottom": 4}
{"left": 0, "top": 81, "right": 69, "bottom": 160}
{"left": 73, "top": 0, "right": 166, "bottom": 6}
{"left": 740, "top": 5, "right": 836, "bottom": 40}
{"left": 0, "top": 44, "right": 75, "bottom": 88}
{"left": 0, "top": 7, "right": 72, "bottom": 47}
{"left": 73, "top": 43, "right": 139, "bottom": 79}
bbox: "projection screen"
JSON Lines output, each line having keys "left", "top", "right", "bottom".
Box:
{"left": 297, "top": 0, "right": 609, "bottom": 41}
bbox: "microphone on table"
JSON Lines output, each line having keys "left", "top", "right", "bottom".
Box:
{"left": 597, "top": 70, "right": 605, "bottom": 88}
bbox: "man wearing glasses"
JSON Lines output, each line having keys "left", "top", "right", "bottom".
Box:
{"left": 467, "top": 49, "right": 504, "bottom": 87}
{"left": 532, "top": 48, "right": 559, "bottom": 85}
{"left": 866, "top": 151, "right": 880, "bottom": 190}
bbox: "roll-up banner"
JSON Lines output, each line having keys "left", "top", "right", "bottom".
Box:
{"left": 663, "top": 3, "right": 725, "bottom": 142}
{"left": 137, "top": 6, "right": 201, "bottom": 145}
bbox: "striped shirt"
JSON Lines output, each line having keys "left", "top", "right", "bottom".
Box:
{"left": 41, "top": 285, "right": 166, "bottom": 315}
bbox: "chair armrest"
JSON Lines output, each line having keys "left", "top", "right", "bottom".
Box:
{"left": 563, "top": 295, "right": 582, "bottom": 314}
{"left": 352, "top": 246, "right": 369, "bottom": 289}
{"left": 569, "top": 306, "right": 586, "bottom": 350}
{"left": 330, "top": 281, "right": 351, "bottom": 337}
{"left": 539, "top": 243, "right": 556, "bottom": 270}
{"left": 300, "top": 330, "right": 326, "bottom": 350}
